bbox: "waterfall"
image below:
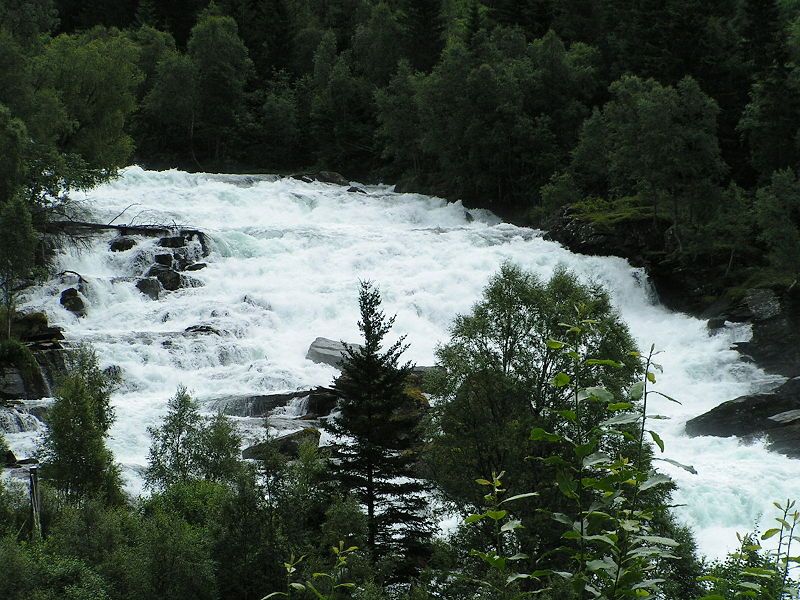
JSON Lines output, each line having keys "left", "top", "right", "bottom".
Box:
{"left": 14, "top": 166, "right": 797, "bottom": 559}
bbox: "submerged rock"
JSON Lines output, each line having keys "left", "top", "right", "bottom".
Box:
{"left": 185, "top": 262, "right": 207, "bottom": 271}
{"left": 685, "top": 377, "right": 800, "bottom": 458}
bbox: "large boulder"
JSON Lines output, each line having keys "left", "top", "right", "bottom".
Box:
{"left": 242, "top": 427, "right": 321, "bottom": 460}
{"left": 135, "top": 277, "right": 161, "bottom": 300}
{"left": 305, "top": 337, "right": 361, "bottom": 369}
{"left": 211, "top": 387, "right": 336, "bottom": 419}
{"left": 10, "top": 312, "right": 63, "bottom": 344}
{"left": 60, "top": 288, "right": 86, "bottom": 317}
{"left": 145, "top": 264, "right": 183, "bottom": 291}
{"left": 157, "top": 236, "right": 187, "bottom": 249}
{"left": 685, "top": 377, "right": 800, "bottom": 457}
{"left": 109, "top": 236, "right": 137, "bottom": 252}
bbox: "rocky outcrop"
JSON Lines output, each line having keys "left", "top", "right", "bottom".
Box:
{"left": 60, "top": 288, "right": 86, "bottom": 317}
{"left": 185, "top": 262, "right": 207, "bottom": 271}
{"left": 724, "top": 290, "right": 800, "bottom": 378}
{"left": 242, "top": 427, "right": 321, "bottom": 460}
{"left": 212, "top": 387, "right": 337, "bottom": 419}
{"left": 685, "top": 377, "right": 800, "bottom": 458}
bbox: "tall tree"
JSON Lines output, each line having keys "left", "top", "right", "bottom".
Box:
{"left": 187, "top": 9, "right": 253, "bottom": 162}
{"left": 324, "top": 281, "right": 430, "bottom": 574}
{"left": 40, "top": 346, "right": 124, "bottom": 504}
{"left": 0, "top": 194, "right": 36, "bottom": 340}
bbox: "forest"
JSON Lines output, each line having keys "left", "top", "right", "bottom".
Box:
{"left": 1, "top": 0, "right": 800, "bottom": 598}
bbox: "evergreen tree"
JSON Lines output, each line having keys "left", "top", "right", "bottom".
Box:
{"left": 187, "top": 9, "right": 253, "bottom": 162}
{"left": 324, "top": 281, "right": 431, "bottom": 575}
{"left": 755, "top": 169, "right": 800, "bottom": 275}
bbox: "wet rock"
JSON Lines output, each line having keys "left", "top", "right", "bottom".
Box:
{"left": 60, "top": 288, "right": 86, "bottom": 317}
{"left": 707, "top": 317, "right": 726, "bottom": 330}
{"left": 145, "top": 264, "right": 182, "bottom": 291}
{"left": 212, "top": 387, "right": 337, "bottom": 419}
{"left": 347, "top": 186, "right": 367, "bottom": 194}
{"left": 154, "top": 253, "right": 173, "bottom": 267}
{"left": 136, "top": 277, "right": 161, "bottom": 300}
{"left": 242, "top": 427, "right": 321, "bottom": 460}
{"left": 0, "top": 369, "right": 27, "bottom": 401}
{"left": 4, "top": 449, "right": 17, "bottom": 466}
{"left": 11, "top": 312, "right": 63, "bottom": 343}
{"left": 685, "top": 377, "right": 800, "bottom": 458}
{"left": 185, "top": 262, "right": 207, "bottom": 271}
{"left": 109, "top": 236, "right": 137, "bottom": 252}
{"left": 291, "top": 171, "right": 350, "bottom": 186}
{"left": 306, "top": 337, "right": 361, "bottom": 369}
{"left": 184, "top": 324, "right": 221, "bottom": 336}
{"left": 158, "top": 236, "right": 187, "bottom": 249}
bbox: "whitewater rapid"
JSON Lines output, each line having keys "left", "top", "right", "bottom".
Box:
{"left": 15, "top": 167, "right": 797, "bottom": 559}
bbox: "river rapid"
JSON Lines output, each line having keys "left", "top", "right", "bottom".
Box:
{"left": 14, "top": 166, "right": 798, "bottom": 560}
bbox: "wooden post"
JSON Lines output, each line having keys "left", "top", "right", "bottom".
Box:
{"left": 29, "top": 465, "right": 41, "bottom": 540}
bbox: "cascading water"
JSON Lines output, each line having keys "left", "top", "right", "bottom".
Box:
{"left": 14, "top": 166, "right": 798, "bottom": 559}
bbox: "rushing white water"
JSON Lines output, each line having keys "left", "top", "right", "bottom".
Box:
{"left": 14, "top": 166, "right": 798, "bottom": 559}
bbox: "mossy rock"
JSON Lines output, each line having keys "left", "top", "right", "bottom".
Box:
{"left": 242, "top": 427, "right": 321, "bottom": 460}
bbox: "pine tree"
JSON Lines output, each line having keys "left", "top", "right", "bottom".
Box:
{"left": 324, "top": 281, "right": 430, "bottom": 575}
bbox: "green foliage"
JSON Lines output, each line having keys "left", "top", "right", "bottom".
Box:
{"left": 0, "top": 189, "right": 36, "bottom": 339}
{"left": 755, "top": 169, "right": 800, "bottom": 275}
{"left": 145, "top": 386, "right": 244, "bottom": 490}
{"left": 187, "top": 10, "right": 253, "bottom": 161}
{"left": 39, "top": 345, "right": 124, "bottom": 504}
{"left": 325, "top": 281, "right": 431, "bottom": 575}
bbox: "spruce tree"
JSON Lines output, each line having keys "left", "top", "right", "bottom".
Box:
{"left": 325, "top": 281, "right": 430, "bottom": 574}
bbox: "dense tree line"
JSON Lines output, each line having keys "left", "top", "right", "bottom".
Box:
{"left": 1, "top": 0, "right": 800, "bottom": 293}
{"left": 2, "top": 0, "right": 800, "bottom": 596}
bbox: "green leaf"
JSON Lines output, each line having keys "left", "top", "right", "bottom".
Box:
{"left": 640, "top": 473, "right": 672, "bottom": 491}
{"left": 646, "top": 371, "right": 656, "bottom": 383}
{"left": 648, "top": 430, "right": 665, "bottom": 452}
{"left": 634, "top": 534, "right": 680, "bottom": 547}
{"left": 581, "top": 386, "right": 614, "bottom": 403}
{"left": 602, "top": 412, "right": 641, "bottom": 426}
{"left": 500, "top": 492, "right": 539, "bottom": 505}
{"left": 583, "top": 452, "right": 612, "bottom": 467}
{"left": 289, "top": 583, "right": 307, "bottom": 591}
{"left": 475, "top": 478, "right": 493, "bottom": 486}
{"left": 654, "top": 457, "right": 698, "bottom": 475}
{"left": 546, "top": 339, "right": 566, "bottom": 350}
{"left": 501, "top": 519, "right": 523, "bottom": 532}
{"left": 761, "top": 528, "right": 781, "bottom": 540}
{"left": 586, "top": 358, "right": 623, "bottom": 368}
{"left": 531, "top": 428, "right": 562, "bottom": 443}
{"left": 628, "top": 381, "right": 645, "bottom": 401}
{"left": 465, "top": 514, "right": 484, "bottom": 524}
{"left": 485, "top": 510, "right": 508, "bottom": 521}
{"left": 608, "top": 402, "right": 633, "bottom": 411}
{"left": 552, "top": 372, "right": 571, "bottom": 387}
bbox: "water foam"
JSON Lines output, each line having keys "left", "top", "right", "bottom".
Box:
{"left": 17, "top": 166, "right": 797, "bottom": 558}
